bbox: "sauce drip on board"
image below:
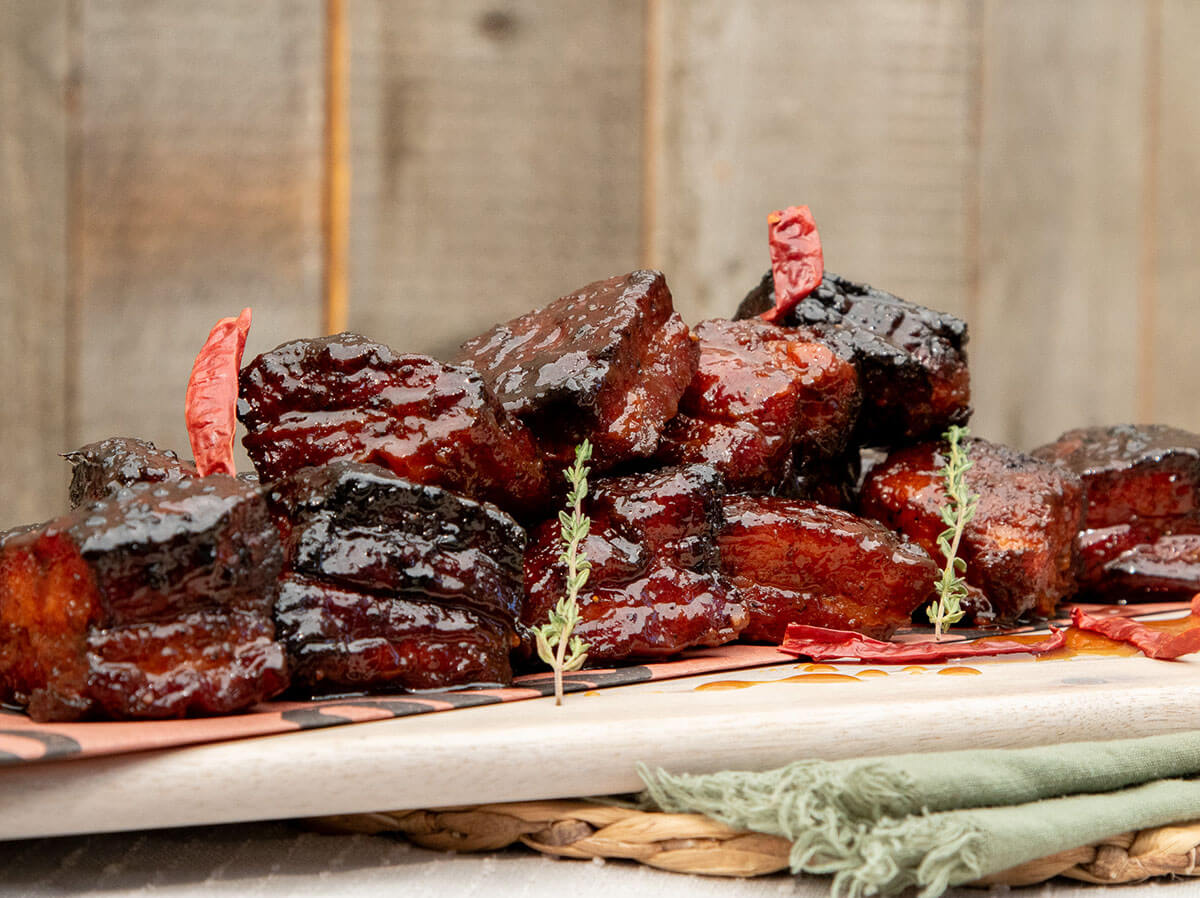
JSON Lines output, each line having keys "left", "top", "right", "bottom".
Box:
{"left": 692, "top": 665, "right": 982, "bottom": 691}
{"left": 997, "top": 611, "right": 1199, "bottom": 661}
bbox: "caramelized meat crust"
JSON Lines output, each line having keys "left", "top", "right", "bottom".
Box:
{"left": 1076, "top": 513, "right": 1200, "bottom": 589}
{"left": 719, "top": 495, "right": 937, "bottom": 641}
{"left": 736, "top": 272, "right": 970, "bottom": 444}
{"left": 269, "top": 463, "right": 524, "bottom": 692}
{"left": 860, "top": 438, "right": 1083, "bottom": 621}
{"left": 522, "top": 465, "right": 746, "bottom": 660}
{"left": 656, "top": 417, "right": 783, "bottom": 492}
{"left": 1032, "top": 424, "right": 1200, "bottom": 528}
{"left": 238, "top": 333, "right": 549, "bottom": 516}
{"left": 65, "top": 437, "right": 196, "bottom": 508}
{"left": 0, "top": 476, "right": 285, "bottom": 721}
{"left": 780, "top": 451, "right": 862, "bottom": 510}
{"left": 456, "top": 270, "right": 698, "bottom": 469}
{"left": 87, "top": 610, "right": 285, "bottom": 719}
{"left": 1098, "top": 534, "right": 1200, "bottom": 600}
{"left": 276, "top": 575, "right": 512, "bottom": 691}
{"left": 655, "top": 318, "right": 861, "bottom": 490}
{"left": 268, "top": 462, "right": 525, "bottom": 626}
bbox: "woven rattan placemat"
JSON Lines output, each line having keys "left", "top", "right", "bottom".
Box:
{"left": 310, "top": 800, "right": 1200, "bottom": 887}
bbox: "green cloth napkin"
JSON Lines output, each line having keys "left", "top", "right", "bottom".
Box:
{"left": 638, "top": 730, "right": 1200, "bottom": 897}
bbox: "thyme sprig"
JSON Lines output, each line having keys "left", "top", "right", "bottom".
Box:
{"left": 534, "top": 440, "right": 593, "bottom": 706}
{"left": 927, "top": 425, "right": 980, "bottom": 639}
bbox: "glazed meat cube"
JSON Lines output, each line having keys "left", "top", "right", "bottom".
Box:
{"left": 1098, "top": 535, "right": 1200, "bottom": 600}
{"left": 456, "top": 270, "right": 698, "bottom": 470}
{"left": 719, "top": 495, "right": 937, "bottom": 642}
{"left": 522, "top": 465, "right": 746, "bottom": 660}
{"left": 86, "top": 609, "right": 285, "bottom": 721}
{"left": 0, "top": 476, "right": 285, "bottom": 721}
{"left": 736, "top": 272, "right": 971, "bottom": 445}
{"left": 1076, "top": 513, "right": 1200, "bottom": 589}
{"left": 276, "top": 576, "right": 513, "bottom": 691}
{"left": 238, "top": 333, "right": 549, "bottom": 517}
{"left": 781, "top": 451, "right": 862, "bottom": 510}
{"left": 656, "top": 416, "right": 784, "bottom": 492}
{"left": 861, "top": 437, "right": 1083, "bottom": 621}
{"left": 1032, "top": 425, "right": 1200, "bottom": 528}
{"left": 65, "top": 437, "right": 197, "bottom": 507}
{"left": 654, "top": 318, "right": 860, "bottom": 491}
{"left": 530, "top": 566, "right": 744, "bottom": 661}
{"left": 268, "top": 463, "right": 524, "bottom": 691}
{"left": 268, "top": 462, "right": 525, "bottom": 627}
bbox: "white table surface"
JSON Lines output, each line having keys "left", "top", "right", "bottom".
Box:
{"left": 0, "top": 821, "right": 1198, "bottom": 898}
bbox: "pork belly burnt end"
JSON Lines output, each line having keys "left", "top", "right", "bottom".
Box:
{"left": 1032, "top": 425, "right": 1200, "bottom": 528}
{"left": 861, "top": 438, "right": 1083, "bottom": 621}
{"left": 1075, "top": 513, "right": 1200, "bottom": 591}
{"left": 268, "top": 462, "right": 525, "bottom": 691}
{"left": 0, "top": 476, "right": 285, "bottom": 721}
{"left": 1036, "top": 424, "right": 1200, "bottom": 598}
{"left": 65, "top": 437, "right": 197, "bottom": 507}
{"left": 239, "top": 333, "right": 549, "bottom": 516}
{"left": 655, "top": 318, "right": 861, "bottom": 491}
{"left": 276, "top": 577, "right": 514, "bottom": 691}
{"left": 783, "top": 451, "right": 862, "bottom": 510}
{"left": 736, "top": 272, "right": 970, "bottom": 445}
{"left": 719, "top": 495, "right": 937, "bottom": 642}
{"left": 1097, "top": 534, "right": 1200, "bottom": 600}
{"left": 456, "top": 270, "right": 698, "bottom": 470}
{"left": 522, "top": 465, "right": 746, "bottom": 661}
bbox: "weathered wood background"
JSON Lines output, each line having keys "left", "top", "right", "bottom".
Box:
{"left": 1, "top": 0, "right": 1196, "bottom": 528}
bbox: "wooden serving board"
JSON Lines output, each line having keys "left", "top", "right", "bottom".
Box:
{"left": 3, "top": 646, "right": 1200, "bottom": 842}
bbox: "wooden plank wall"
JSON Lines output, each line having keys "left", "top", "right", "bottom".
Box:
{"left": 650, "top": 1, "right": 977, "bottom": 326}
{"left": 1155, "top": 0, "right": 1200, "bottom": 431}
{"left": 0, "top": 4, "right": 71, "bottom": 524}
{"left": 2, "top": 0, "right": 1199, "bottom": 528}
{"left": 973, "top": 0, "right": 1149, "bottom": 448}
{"left": 74, "top": 1, "right": 325, "bottom": 464}
{"left": 348, "top": 0, "right": 645, "bottom": 359}
{"left": 0, "top": 2, "right": 325, "bottom": 528}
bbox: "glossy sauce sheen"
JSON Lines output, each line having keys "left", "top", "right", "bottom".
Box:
{"left": 1075, "top": 513, "right": 1200, "bottom": 588}
{"left": 1035, "top": 425, "right": 1200, "bottom": 598}
{"left": 64, "top": 437, "right": 197, "bottom": 508}
{"left": 276, "top": 575, "right": 512, "bottom": 690}
{"left": 0, "top": 476, "right": 285, "bottom": 721}
{"left": 692, "top": 667, "right": 981, "bottom": 691}
{"left": 456, "top": 270, "right": 698, "bottom": 469}
{"left": 1033, "top": 424, "right": 1200, "bottom": 527}
{"left": 735, "top": 271, "right": 970, "bottom": 444}
{"left": 522, "top": 465, "right": 746, "bottom": 661}
{"left": 1103, "top": 536, "right": 1200, "bottom": 596}
{"left": 238, "top": 333, "right": 549, "bottom": 518}
{"left": 861, "top": 437, "right": 1083, "bottom": 622}
{"left": 655, "top": 318, "right": 861, "bottom": 491}
{"left": 269, "top": 462, "right": 524, "bottom": 691}
{"left": 718, "top": 494, "right": 938, "bottom": 641}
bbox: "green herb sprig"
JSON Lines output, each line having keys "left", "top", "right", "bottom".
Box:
{"left": 927, "top": 425, "right": 980, "bottom": 639}
{"left": 535, "top": 440, "right": 593, "bottom": 706}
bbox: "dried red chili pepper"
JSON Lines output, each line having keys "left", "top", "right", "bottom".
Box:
{"left": 779, "top": 623, "right": 1067, "bottom": 663}
{"left": 760, "top": 205, "right": 824, "bottom": 324}
{"left": 185, "top": 307, "right": 252, "bottom": 477}
{"left": 1070, "top": 597, "right": 1200, "bottom": 660}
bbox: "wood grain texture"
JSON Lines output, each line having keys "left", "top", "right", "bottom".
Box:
{"left": 0, "top": 3, "right": 70, "bottom": 527}
{"left": 650, "top": 1, "right": 979, "bottom": 326}
{"left": 74, "top": 1, "right": 324, "bottom": 467}
{"left": 348, "top": 0, "right": 645, "bottom": 360}
{"left": 1151, "top": 0, "right": 1200, "bottom": 433}
{"left": 3, "top": 652, "right": 1200, "bottom": 841}
{"left": 323, "top": 0, "right": 350, "bottom": 335}
{"left": 972, "top": 0, "right": 1149, "bottom": 449}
